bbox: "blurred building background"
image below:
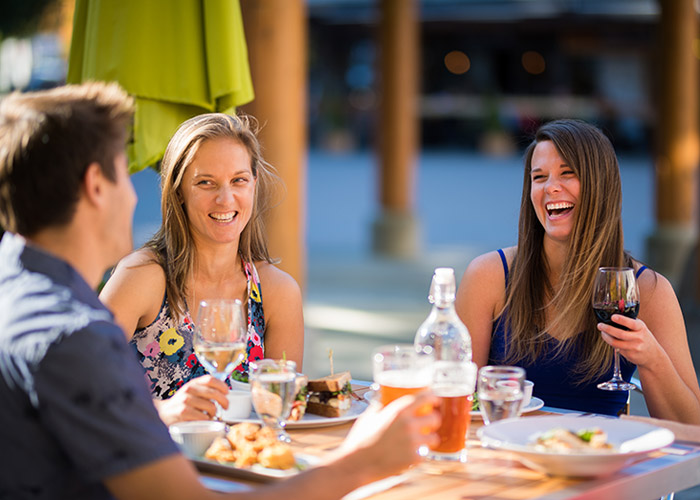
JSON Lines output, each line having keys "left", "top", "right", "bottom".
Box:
{"left": 307, "top": 0, "right": 657, "bottom": 156}
{"left": 0, "top": 0, "right": 669, "bottom": 155}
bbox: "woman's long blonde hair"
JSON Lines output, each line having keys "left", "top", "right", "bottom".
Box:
{"left": 145, "top": 113, "right": 281, "bottom": 320}
{"left": 503, "top": 119, "right": 633, "bottom": 383}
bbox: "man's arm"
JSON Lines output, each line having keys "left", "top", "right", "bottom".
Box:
{"left": 105, "top": 392, "right": 440, "bottom": 500}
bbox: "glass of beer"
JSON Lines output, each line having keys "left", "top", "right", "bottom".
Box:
{"left": 429, "top": 360, "right": 477, "bottom": 462}
{"left": 477, "top": 366, "right": 525, "bottom": 425}
{"left": 372, "top": 344, "right": 432, "bottom": 406}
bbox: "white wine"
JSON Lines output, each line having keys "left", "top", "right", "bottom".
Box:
{"left": 251, "top": 371, "right": 297, "bottom": 421}
{"left": 194, "top": 342, "right": 246, "bottom": 377}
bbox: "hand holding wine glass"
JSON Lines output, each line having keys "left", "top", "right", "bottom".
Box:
{"left": 592, "top": 267, "right": 639, "bottom": 391}
{"left": 193, "top": 299, "right": 247, "bottom": 418}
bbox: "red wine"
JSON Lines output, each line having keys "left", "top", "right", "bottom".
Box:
{"left": 593, "top": 302, "right": 639, "bottom": 330}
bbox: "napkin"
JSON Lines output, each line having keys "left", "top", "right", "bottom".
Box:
{"left": 621, "top": 415, "right": 700, "bottom": 445}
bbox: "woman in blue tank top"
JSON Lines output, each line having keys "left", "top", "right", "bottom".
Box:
{"left": 455, "top": 119, "right": 700, "bottom": 422}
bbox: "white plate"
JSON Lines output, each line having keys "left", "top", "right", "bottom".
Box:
{"left": 473, "top": 396, "right": 545, "bottom": 419}
{"left": 362, "top": 391, "right": 543, "bottom": 418}
{"left": 225, "top": 399, "right": 368, "bottom": 429}
{"left": 478, "top": 415, "right": 675, "bottom": 477}
{"left": 193, "top": 453, "right": 318, "bottom": 482}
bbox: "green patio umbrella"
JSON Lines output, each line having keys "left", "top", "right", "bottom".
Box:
{"left": 67, "top": 0, "right": 254, "bottom": 173}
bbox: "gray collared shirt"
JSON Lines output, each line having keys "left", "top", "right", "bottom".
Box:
{"left": 0, "top": 232, "right": 179, "bottom": 499}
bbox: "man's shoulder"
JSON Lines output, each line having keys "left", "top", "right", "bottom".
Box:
{"left": 0, "top": 266, "right": 116, "bottom": 356}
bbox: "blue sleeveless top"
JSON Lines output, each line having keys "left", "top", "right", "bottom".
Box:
{"left": 489, "top": 249, "right": 646, "bottom": 415}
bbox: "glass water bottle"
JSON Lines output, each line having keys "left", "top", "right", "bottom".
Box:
{"left": 414, "top": 267, "right": 472, "bottom": 362}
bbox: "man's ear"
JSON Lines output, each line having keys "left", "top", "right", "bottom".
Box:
{"left": 82, "top": 162, "right": 108, "bottom": 208}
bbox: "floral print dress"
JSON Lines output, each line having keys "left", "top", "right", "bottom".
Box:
{"left": 130, "top": 260, "right": 265, "bottom": 399}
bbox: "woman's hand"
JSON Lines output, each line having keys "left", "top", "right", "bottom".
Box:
{"left": 154, "top": 375, "right": 229, "bottom": 426}
{"left": 597, "top": 314, "right": 664, "bottom": 369}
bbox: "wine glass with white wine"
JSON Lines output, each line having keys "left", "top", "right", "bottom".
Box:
{"left": 193, "top": 299, "right": 247, "bottom": 419}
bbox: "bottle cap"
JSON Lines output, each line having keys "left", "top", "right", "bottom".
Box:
{"left": 433, "top": 267, "right": 455, "bottom": 284}
{"left": 429, "top": 267, "right": 455, "bottom": 303}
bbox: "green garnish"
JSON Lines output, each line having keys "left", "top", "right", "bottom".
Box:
{"left": 231, "top": 371, "right": 249, "bottom": 383}
{"left": 577, "top": 429, "right": 596, "bottom": 442}
{"left": 471, "top": 393, "right": 480, "bottom": 411}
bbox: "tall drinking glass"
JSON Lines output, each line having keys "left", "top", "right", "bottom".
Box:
{"left": 372, "top": 344, "right": 433, "bottom": 406}
{"left": 250, "top": 359, "right": 297, "bottom": 443}
{"left": 428, "top": 360, "right": 477, "bottom": 462}
{"left": 477, "top": 366, "right": 525, "bottom": 425}
{"left": 592, "top": 267, "right": 639, "bottom": 391}
{"left": 193, "top": 299, "right": 247, "bottom": 419}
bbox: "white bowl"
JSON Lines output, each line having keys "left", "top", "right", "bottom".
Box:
{"left": 478, "top": 415, "right": 674, "bottom": 478}
{"left": 221, "top": 390, "right": 253, "bottom": 421}
{"left": 169, "top": 420, "right": 226, "bottom": 457}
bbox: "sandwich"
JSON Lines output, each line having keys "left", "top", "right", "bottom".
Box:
{"left": 288, "top": 374, "right": 308, "bottom": 422}
{"left": 306, "top": 371, "right": 353, "bottom": 418}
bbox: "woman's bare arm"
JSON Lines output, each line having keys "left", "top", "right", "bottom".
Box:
{"left": 455, "top": 249, "right": 510, "bottom": 368}
{"left": 256, "top": 262, "right": 305, "bottom": 370}
{"left": 603, "top": 270, "right": 700, "bottom": 424}
{"left": 99, "top": 249, "right": 166, "bottom": 339}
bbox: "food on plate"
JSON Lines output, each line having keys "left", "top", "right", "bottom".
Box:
{"left": 289, "top": 374, "right": 308, "bottom": 422}
{"left": 471, "top": 393, "right": 480, "bottom": 411}
{"left": 258, "top": 442, "right": 297, "bottom": 469}
{"left": 532, "top": 427, "right": 615, "bottom": 453}
{"left": 306, "top": 371, "right": 352, "bottom": 418}
{"left": 204, "top": 422, "right": 296, "bottom": 469}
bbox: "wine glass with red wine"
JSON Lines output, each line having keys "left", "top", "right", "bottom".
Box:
{"left": 592, "top": 267, "right": 639, "bottom": 391}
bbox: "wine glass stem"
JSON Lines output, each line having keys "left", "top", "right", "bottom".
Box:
{"left": 612, "top": 348, "right": 624, "bottom": 381}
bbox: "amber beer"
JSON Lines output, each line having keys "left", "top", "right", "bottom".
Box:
{"left": 375, "top": 370, "right": 429, "bottom": 407}
{"left": 432, "top": 385, "right": 472, "bottom": 453}
{"left": 372, "top": 344, "right": 433, "bottom": 407}
{"left": 427, "top": 360, "right": 476, "bottom": 461}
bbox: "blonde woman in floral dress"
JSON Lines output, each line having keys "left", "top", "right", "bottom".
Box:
{"left": 100, "top": 113, "right": 304, "bottom": 426}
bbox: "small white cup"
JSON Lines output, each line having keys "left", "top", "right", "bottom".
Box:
{"left": 522, "top": 380, "right": 534, "bottom": 408}
{"left": 229, "top": 379, "right": 251, "bottom": 392}
{"left": 220, "top": 390, "right": 253, "bottom": 421}
{"left": 169, "top": 420, "right": 226, "bottom": 457}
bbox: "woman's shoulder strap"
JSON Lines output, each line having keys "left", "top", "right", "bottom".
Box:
{"left": 497, "top": 248, "right": 509, "bottom": 286}
{"left": 242, "top": 258, "right": 262, "bottom": 304}
{"left": 635, "top": 265, "right": 648, "bottom": 279}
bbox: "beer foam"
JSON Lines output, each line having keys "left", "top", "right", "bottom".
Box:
{"left": 433, "top": 384, "right": 473, "bottom": 398}
{"left": 375, "top": 369, "right": 429, "bottom": 388}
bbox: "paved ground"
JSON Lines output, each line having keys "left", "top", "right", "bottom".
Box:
{"left": 131, "top": 149, "right": 700, "bottom": 498}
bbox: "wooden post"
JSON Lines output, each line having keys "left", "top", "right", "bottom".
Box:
{"left": 372, "top": 0, "right": 421, "bottom": 259}
{"left": 240, "top": 0, "right": 307, "bottom": 290}
{"left": 647, "top": 0, "right": 699, "bottom": 288}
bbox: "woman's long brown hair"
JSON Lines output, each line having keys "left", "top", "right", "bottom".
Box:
{"left": 145, "top": 113, "right": 281, "bottom": 320}
{"left": 503, "top": 119, "right": 633, "bottom": 383}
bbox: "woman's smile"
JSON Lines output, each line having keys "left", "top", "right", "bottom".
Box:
{"left": 209, "top": 211, "right": 239, "bottom": 223}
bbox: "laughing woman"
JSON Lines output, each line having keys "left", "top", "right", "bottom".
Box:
{"left": 100, "top": 113, "right": 304, "bottom": 426}
{"left": 455, "top": 119, "right": 700, "bottom": 423}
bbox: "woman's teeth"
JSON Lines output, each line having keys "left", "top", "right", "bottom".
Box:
{"left": 210, "top": 212, "right": 237, "bottom": 222}
{"left": 546, "top": 202, "right": 574, "bottom": 216}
